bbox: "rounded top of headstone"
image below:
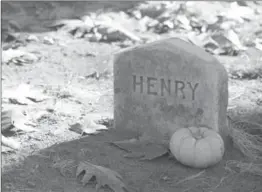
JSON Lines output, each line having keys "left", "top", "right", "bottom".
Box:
{"left": 116, "top": 38, "right": 213, "bottom": 62}
{"left": 114, "top": 37, "right": 228, "bottom": 76}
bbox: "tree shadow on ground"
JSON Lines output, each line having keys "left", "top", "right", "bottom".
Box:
{"left": 1, "top": 1, "right": 139, "bottom": 35}
{"left": 2, "top": 129, "right": 262, "bottom": 192}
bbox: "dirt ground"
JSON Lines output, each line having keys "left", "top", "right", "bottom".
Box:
{"left": 1, "top": 1, "right": 262, "bottom": 192}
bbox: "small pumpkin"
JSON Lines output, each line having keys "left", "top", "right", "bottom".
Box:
{"left": 169, "top": 127, "right": 225, "bottom": 169}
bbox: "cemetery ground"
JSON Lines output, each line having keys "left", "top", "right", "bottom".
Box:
{"left": 1, "top": 1, "right": 262, "bottom": 192}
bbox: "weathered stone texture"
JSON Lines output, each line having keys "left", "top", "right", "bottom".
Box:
{"left": 114, "top": 38, "right": 228, "bottom": 143}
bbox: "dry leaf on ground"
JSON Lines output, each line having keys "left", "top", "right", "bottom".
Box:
{"left": 226, "top": 2, "right": 256, "bottom": 21}
{"left": 95, "top": 19, "right": 142, "bottom": 43}
{"left": 47, "top": 18, "right": 94, "bottom": 36}
{"left": 18, "top": 84, "right": 49, "bottom": 102}
{"left": 1, "top": 109, "right": 35, "bottom": 151}
{"left": 76, "top": 161, "right": 129, "bottom": 192}
{"left": 1, "top": 110, "right": 14, "bottom": 132}
{"left": 1, "top": 145, "right": 16, "bottom": 153}
{"left": 1, "top": 108, "right": 37, "bottom": 133}
{"left": 225, "top": 29, "right": 246, "bottom": 51}
{"left": 80, "top": 113, "right": 112, "bottom": 135}
{"left": 11, "top": 109, "right": 37, "bottom": 133}
{"left": 69, "top": 123, "right": 83, "bottom": 135}
{"left": 69, "top": 113, "right": 110, "bottom": 135}
{"left": 83, "top": 114, "right": 108, "bottom": 130}
{"left": 2, "top": 49, "right": 39, "bottom": 65}
{"left": 43, "top": 36, "right": 55, "bottom": 45}
{"left": 1, "top": 135, "right": 20, "bottom": 150}
{"left": 3, "top": 84, "right": 49, "bottom": 105}
{"left": 111, "top": 138, "right": 169, "bottom": 160}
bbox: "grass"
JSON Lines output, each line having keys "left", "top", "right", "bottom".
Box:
{"left": 228, "top": 57, "right": 262, "bottom": 80}
{"left": 229, "top": 119, "right": 262, "bottom": 161}
{"left": 226, "top": 160, "right": 262, "bottom": 177}
{"left": 226, "top": 116, "right": 262, "bottom": 177}
{"left": 165, "top": 118, "right": 262, "bottom": 191}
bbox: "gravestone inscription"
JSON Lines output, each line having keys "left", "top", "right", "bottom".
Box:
{"left": 113, "top": 37, "right": 229, "bottom": 144}
{"left": 132, "top": 75, "right": 199, "bottom": 100}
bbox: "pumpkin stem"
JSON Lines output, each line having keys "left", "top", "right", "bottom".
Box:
{"left": 194, "top": 108, "right": 204, "bottom": 128}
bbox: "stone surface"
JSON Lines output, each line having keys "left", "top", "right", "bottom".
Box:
{"left": 113, "top": 37, "right": 228, "bottom": 144}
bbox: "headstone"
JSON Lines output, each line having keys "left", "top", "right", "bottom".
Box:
{"left": 113, "top": 37, "right": 229, "bottom": 144}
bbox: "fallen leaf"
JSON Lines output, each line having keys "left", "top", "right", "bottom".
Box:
{"left": 124, "top": 152, "right": 145, "bottom": 159}
{"left": 139, "top": 16, "right": 155, "bottom": 32}
{"left": 220, "top": 20, "right": 237, "bottom": 31}
{"left": 187, "top": 32, "right": 210, "bottom": 47}
{"left": 1, "top": 145, "right": 15, "bottom": 153}
{"left": 190, "top": 17, "right": 205, "bottom": 32}
{"left": 95, "top": 18, "right": 142, "bottom": 42}
{"left": 139, "top": 2, "right": 166, "bottom": 19}
{"left": 225, "top": 30, "right": 246, "bottom": 50}
{"left": 86, "top": 33, "right": 103, "bottom": 42}
{"left": 81, "top": 15, "right": 95, "bottom": 29}
{"left": 85, "top": 113, "right": 112, "bottom": 126}
{"left": 82, "top": 116, "right": 108, "bottom": 135}
{"left": 211, "top": 33, "right": 232, "bottom": 47}
{"left": 131, "top": 9, "right": 142, "bottom": 20}
{"left": 8, "top": 98, "right": 29, "bottom": 105}
{"left": 176, "top": 15, "right": 192, "bottom": 30}
{"left": 3, "top": 84, "right": 49, "bottom": 105}
{"left": 1, "top": 135, "right": 20, "bottom": 150}
{"left": 11, "top": 109, "right": 37, "bottom": 133}
{"left": 76, "top": 161, "right": 128, "bottom": 192}
{"left": 169, "top": 20, "right": 179, "bottom": 30}
{"left": 84, "top": 71, "right": 100, "bottom": 80}
{"left": 48, "top": 19, "right": 81, "bottom": 29}
{"left": 43, "top": 36, "right": 55, "bottom": 45}
{"left": 230, "top": 2, "right": 255, "bottom": 21}
{"left": 111, "top": 138, "right": 168, "bottom": 160}
{"left": 51, "top": 16, "right": 96, "bottom": 39}
{"left": 1, "top": 110, "right": 14, "bottom": 132}
{"left": 2, "top": 49, "right": 38, "bottom": 65}
{"left": 33, "top": 110, "right": 50, "bottom": 122}
{"left": 27, "top": 34, "right": 39, "bottom": 42}
{"left": 1, "top": 108, "right": 36, "bottom": 133}
{"left": 255, "top": 41, "right": 262, "bottom": 51}
{"left": 97, "top": 26, "right": 126, "bottom": 42}
{"left": 210, "top": 33, "right": 238, "bottom": 55}
{"left": 115, "top": 137, "right": 139, "bottom": 143}
{"left": 69, "top": 113, "right": 112, "bottom": 135}
{"left": 69, "top": 123, "right": 83, "bottom": 135}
